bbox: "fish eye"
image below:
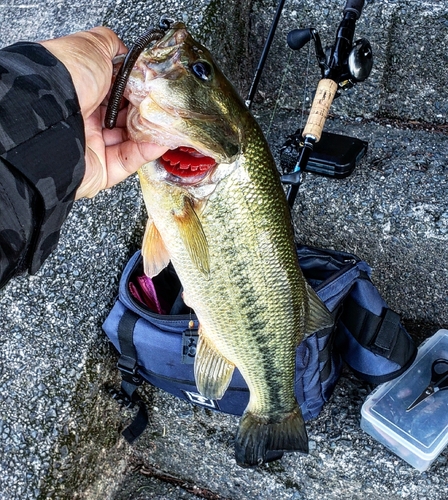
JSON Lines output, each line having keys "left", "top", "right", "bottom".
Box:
{"left": 191, "top": 61, "right": 213, "bottom": 81}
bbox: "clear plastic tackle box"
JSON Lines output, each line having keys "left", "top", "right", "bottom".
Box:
{"left": 361, "top": 329, "right": 448, "bottom": 471}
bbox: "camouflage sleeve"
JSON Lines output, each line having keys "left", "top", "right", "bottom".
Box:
{"left": 0, "top": 42, "right": 85, "bottom": 287}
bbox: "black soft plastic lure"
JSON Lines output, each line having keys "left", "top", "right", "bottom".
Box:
{"left": 104, "top": 18, "right": 172, "bottom": 129}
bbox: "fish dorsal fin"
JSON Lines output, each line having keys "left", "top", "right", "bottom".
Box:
{"left": 173, "top": 197, "right": 210, "bottom": 277}
{"left": 303, "top": 282, "right": 334, "bottom": 338}
{"left": 141, "top": 217, "right": 171, "bottom": 278}
{"left": 194, "top": 330, "right": 235, "bottom": 400}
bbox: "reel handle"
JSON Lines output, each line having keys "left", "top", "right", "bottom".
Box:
{"left": 302, "top": 79, "right": 338, "bottom": 142}
{"left": 287, "top": 28, "right": 313, "bottom": 51}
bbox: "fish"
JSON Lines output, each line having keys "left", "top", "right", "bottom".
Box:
{"left": 123, "top": 22, "right": 333, "bottom": 467}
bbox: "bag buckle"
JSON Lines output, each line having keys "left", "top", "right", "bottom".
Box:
{"left": 117, "top": 354, "right": 142, "bottom": 385}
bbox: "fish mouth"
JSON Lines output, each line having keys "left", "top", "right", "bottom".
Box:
{"left": 159, "top": 146, "right": 218, "bottom": 184}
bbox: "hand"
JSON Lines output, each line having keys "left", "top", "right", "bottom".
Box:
{"left": 39, "top": 27, "right": 168, "bottom": 199}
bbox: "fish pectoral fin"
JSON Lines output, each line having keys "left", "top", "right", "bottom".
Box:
{"left": 173, "top": 197, "right": 210, "bottom": 277}
{"left": 141, "top": 218, "right": 171, "bottom": 278}
{"left": 234, "top": 405, "right": 308, "bottom": 467}
{"left": 194, "top": 333, "right": 235, "bottom": 400}
{"left": 303, "top": 282, "right": 334, "bottom": 338}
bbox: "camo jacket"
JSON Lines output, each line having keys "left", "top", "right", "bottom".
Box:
{"left": 0, "top": 42, "right": 85, "bottom": 288}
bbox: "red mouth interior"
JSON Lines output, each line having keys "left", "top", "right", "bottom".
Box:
{"left": 160, "top": 147, "right": 217, "bottom": 178}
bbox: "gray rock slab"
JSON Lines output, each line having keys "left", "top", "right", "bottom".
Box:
{"left": 0, "top": 1, "right": 109, "bottom": 44}
{"left": 0, "top": 179, "right": 146, "bottom": 498}
{"left": 0, "top": 0, "right": 446, "bottom": 499}
{"left": 110, "top": 372, "right": 448, "bottom": 500}
{"left": 260, "top": 111, "right": 448, "bottom": 325}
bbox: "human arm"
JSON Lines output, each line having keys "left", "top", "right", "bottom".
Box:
{"left": 0, "top": 28, "right": 167, "bottom": 287}
{"left": 39, "top": 27, "right": 168, "bottom": 199}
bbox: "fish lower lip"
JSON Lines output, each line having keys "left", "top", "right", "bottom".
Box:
{"left": 167, "top": 170, "right": 210, "bottom": 185}
{"left": 160, "top": 147, "right": 217, "bottom": 183}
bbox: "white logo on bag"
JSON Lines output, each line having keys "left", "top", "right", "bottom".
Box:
{"left": 183, "top": 391, "right": 217, "bottom": 409}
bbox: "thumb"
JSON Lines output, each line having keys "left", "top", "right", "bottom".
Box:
{"left": 104, "top": 140, "right": 168, "bottom": 188}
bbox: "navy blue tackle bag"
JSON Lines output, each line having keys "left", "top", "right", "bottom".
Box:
{"left": 102, "top": 245, "right": 417, "bottom": 443}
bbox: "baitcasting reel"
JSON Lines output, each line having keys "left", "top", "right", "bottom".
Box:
{"left": 286, "top": 26, "right": 373, "bottom": 92}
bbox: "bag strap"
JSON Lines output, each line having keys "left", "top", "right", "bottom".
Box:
{"left": 340, "top": 295, "right": 416, "bottom": 374}
{"left": 316, "top": 325, "right": 338, "bottom": 382}
{"left": 109, "top": 309, "right": 148, "bottom": 444}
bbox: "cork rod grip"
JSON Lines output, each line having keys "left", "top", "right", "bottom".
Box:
{"left": 302, "top": 79, "right": 338, "bottom": 142}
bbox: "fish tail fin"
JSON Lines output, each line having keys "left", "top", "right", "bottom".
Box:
{"left": 234, "top": 405, "right": 308, "bottom": 467}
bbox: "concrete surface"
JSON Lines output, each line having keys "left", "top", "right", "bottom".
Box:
{"left": 0, "top": 0, "right": 447, "bottom": 499}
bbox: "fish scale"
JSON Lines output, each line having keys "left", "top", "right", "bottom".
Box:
{"left": 125, "top": 21, "right": 333, "bottom": 466}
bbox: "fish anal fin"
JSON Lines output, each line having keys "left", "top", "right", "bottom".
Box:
{"left": 141, "top": 218, "right": 170, "bottom": 278}
{"left": 173, "top": 197, "right": 210, "bottom": 277}
{"left": 194, "top": 332, "right": 235, "bottom": 400}
{"left": 234, "top": 405, "right": 308, "bottom": 467}
{"left": 304, "top": 282, "right": 334, "bottom": 338}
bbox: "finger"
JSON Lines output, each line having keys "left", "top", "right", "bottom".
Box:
{"left": 115, "top": 105, "right": 130, "bottom": 127}
{"left": 89, "top": 26, "right": 128, "bottom": 59}
{"left": 102, "top": 126, "right": 128, "bottom": 147}
{"left": 104, "top": 140, "right": 168, "bottom": 188}
{"left": 100, "top": 104, "right": 129, "bottom": 128}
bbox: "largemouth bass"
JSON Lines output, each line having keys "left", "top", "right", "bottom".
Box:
{"left": 124, "top": 22, "right": 332, "bottom": 467}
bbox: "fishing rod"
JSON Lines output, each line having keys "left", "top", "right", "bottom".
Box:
{"left": 280, "top": 0, "right": 372, "bottom": 207}
{"left": 281, "top": 0, "right": 373, "bottom": 207}
{"left": 246, "top": 0, "right": 373, "bottom": 208}
{"left": 245, "top": 0, "right": 287, "bottom": 108}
